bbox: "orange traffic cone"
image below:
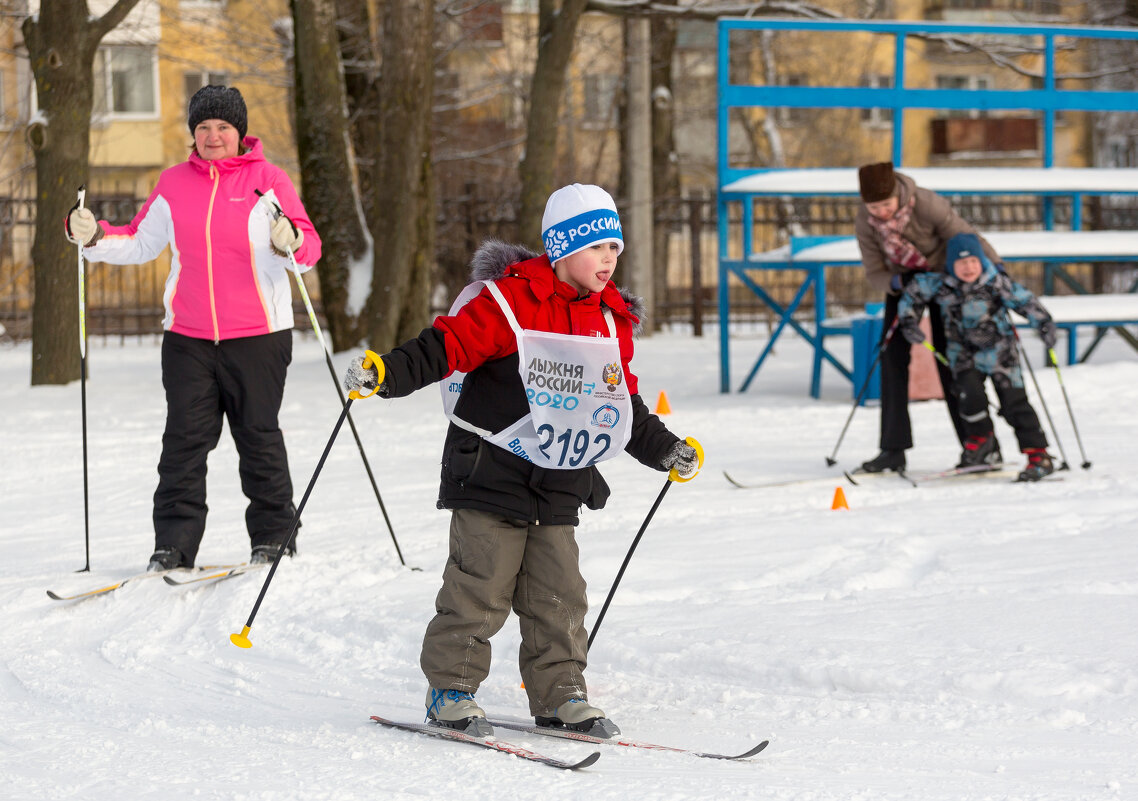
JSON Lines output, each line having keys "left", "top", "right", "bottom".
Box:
{"left": 831, "top": 486, "right": 849, "bottom": 511}
{"left": 655, "top": 390, "right": 671, "bottom": 415}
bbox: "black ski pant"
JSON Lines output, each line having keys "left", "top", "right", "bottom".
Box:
{"left": 153, "top": 330, "right": 297, "bottom": 566}
{"left": 879, "top": 292, "right": 968, "bottom": 451}
{"left": 953, "top": 368, "right": 1047, "bottom": 452}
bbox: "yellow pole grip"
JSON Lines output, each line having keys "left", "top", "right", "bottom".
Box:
{"left": 669, "top": 436, "right": 704, "bottom": 483}
{"left": 348, "top": 349, "right": 386, "bottom": 400}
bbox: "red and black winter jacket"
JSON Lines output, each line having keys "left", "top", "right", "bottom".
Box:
{"left": 380, "top": 240, "right": 681, "bottom": 525}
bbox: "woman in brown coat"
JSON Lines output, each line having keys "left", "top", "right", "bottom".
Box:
{"left": 853, "top": 161, "right": 1002, "bottom": 473}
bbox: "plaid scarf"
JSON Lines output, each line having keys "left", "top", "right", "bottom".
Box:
{"left": 867, "top": 196, "right": 929, "bottom": 272}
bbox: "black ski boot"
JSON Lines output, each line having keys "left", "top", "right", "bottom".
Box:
{"left": 147, "top": 546, "right": 187, "bottom": 572}
{"left": 957, "top": 434, "right": 1000, "bottom": 469}
{"left": 858, "top": 449, "right": 906, "bottom": 473}
{"left": 250, "top": 542, "right": 295, "bottom": 564}
{"left": 1017, "top": 449, "right": 1055, "bottom": 482}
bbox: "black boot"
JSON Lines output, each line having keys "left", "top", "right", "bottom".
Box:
{"left": 957, "top": 433, "right": 1000, "bottom": 469}
{"left": 859, "top": 449, "right": 906, "bottom": 473}
{"left": 147, "top": 546, "right": 187, "bottom": 572}
{"left": 250, "top": 542, "right": 295, "bottom": 564}
{"left": 1017, "top": 449, "right": 1055, "bottom": 482}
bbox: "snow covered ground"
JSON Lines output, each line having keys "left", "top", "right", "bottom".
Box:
{"left": 2, "top": 327, "right": 1136, "bottom": 800}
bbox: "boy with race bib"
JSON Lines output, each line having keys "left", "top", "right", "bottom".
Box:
{"left": 344, "top": 184, "right": 700, "bottom": 738}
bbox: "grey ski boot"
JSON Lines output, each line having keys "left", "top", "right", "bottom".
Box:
{"left": 425, "top": 688, "right": 493, "bottom": 737}
{"left": 535, "top": 698, "right": 620, "bottom": 738}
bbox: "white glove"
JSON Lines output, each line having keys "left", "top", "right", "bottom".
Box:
{"left": 661, "top": 440, "right": 700, "bottom": 478}
{"left": 66, "top": 208, "right": 99, "bottom": 246}
{"left": 270, "top": 214, "right": 303, "bottom": 255}
{"left": 344, "top": 354, "right": 387, "bottom": 398}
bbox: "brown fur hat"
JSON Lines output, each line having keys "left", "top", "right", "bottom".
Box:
{"left": 858, "top": 162, "right": 896, "bottom": 203}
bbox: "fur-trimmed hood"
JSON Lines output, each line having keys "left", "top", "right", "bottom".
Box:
{"left": 468, "top": 238, "right": 645, "bottom": 334}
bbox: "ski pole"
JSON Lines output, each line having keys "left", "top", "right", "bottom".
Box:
{"left": 74, "top": 186, "right": 91, "bottom": 573}
{"left": 1047, "top": 350, "right": 1091, "bottom": 470}
{"left": 254, "top": 191, "right": 413, "bottom": 569}
{"left": 1013, "top": 329, "right": 1070, "bottom": 471}
{"left": 825, "top": 318, "right": 898, "bottom": 466}
{"left": 917, "top": 339, "right": 950, "bottom": 368}
{"left": 231, "top": 354, "right": 385, "bottom": 649}
{"left": 587, "top": 438, "right": 703, "bottom": 652}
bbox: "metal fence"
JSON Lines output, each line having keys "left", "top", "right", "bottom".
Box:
{"left": 3, "top": 187, "right": 1137, "bottom": 345}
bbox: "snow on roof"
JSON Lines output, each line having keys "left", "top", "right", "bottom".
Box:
{"left": 749, "top": 230, "right": 1138, "bottom": 264}
{"left": 722, "top": 167, "right": 1138, "bottom": 196}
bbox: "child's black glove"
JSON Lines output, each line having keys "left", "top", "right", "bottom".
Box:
{"left": 1038, "top": 320, "right": 1057, "bottom": 349}
{"left": 661, "top": 440, "right": 699, "bottom": 479}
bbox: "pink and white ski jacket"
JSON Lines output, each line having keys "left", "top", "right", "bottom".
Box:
{"left": 85, "top": 137, "right": 321, "bottom": 342}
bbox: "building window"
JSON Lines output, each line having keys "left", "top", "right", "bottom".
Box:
{"left": 936, "top": 74, "right": 990, "bottom": 119}
{"left": 860, "top": 75, "right": 893, "bottom": 126}
{"left": 1104, "top": 136, "right": 1135, "bottom": 168}
{"left": 776, "top": 74, "right": 806, "bottom": 126}
{"left": 460, "top": 2, "right": 503, "bottom": 45}
{"left": 94, "top": 46, "right": 158, "bottom": 117}
{"left": 583, "top": 73, "right": 620, "bottom": 127}
{"left": 184, "top": 70, "right": 232, "bottom": 107}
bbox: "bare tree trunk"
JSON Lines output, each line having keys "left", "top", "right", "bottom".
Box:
{"left": 336, "top": 0, "right": 384, "bottom": 227}
{"left": 22, "top": 0, "right": 143, "bottom": 386}
{"left": 517, "top": 0, "right": 590, "bottom": 248}
{"left": 364, "top": 0, "right": 435, "bottom": 351}
{"left": 650, "top": 17, "right": 679, "bottom": 331}
{"left": 292, "top": 0, "right": 371, "bottom": 352}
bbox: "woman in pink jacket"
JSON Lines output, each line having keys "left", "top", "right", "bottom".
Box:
{"left": 64, "top": 85, "right": 322, "bottom": 571}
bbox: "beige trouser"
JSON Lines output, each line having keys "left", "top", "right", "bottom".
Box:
{"left": 420, "top": 508, "right": 590, "bottom": 717}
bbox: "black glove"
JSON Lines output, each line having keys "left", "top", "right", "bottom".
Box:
{"left": 900, "top": 322, "right": 926, "bottom": 346}
{"left": 1038, "top": 319, "right": 1057, "bottom": 349}
{"left": 661, "top": 440, "right": 700, "bottom": 479}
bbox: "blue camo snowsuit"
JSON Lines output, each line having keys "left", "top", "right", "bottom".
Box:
{"left": 897, "top": 245, "right": 1052, "bottom": 451}
{"left": 898, "top": 257, "right": 1052, "bottom": 389}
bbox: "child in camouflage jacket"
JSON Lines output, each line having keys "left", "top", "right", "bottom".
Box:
{"left": 897, "top": 232, "right": 1058, "bottom": 481}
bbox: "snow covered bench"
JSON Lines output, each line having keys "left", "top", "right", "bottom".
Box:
{"left": 730, "top": 231, "right": 1138, "bottom": 398}
{"left": 1013, "top": 294, "right": 1138, "bottom": 366}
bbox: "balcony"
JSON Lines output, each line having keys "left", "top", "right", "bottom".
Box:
{"left": 930, "top": 117, "right": 1038, "bottom": 156}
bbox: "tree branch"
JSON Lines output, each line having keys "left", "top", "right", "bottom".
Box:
{"left": 92, "top": 0, "right": 146, "bottom": 41}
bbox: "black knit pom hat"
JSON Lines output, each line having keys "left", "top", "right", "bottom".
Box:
{"left": 187, "top": 85, "right": 248, "bottom": 141}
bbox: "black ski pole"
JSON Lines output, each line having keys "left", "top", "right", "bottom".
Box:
{"left": 1047, "top": 350, "right": 1092, "bottom": 470}
{"left": 826, "top": 317, "right": 898, "bottom": 466}
{"left": 231, "top": 352, "right": 387, "bottom": 648}
{"left": 1014, "top": 330, "right": 1070, "bottom": 471}
{"left": 253, "top": 190, "right": 413, "bottom": 569}
{"left": 231, "top": 401, "right": 353, "bottom": 649}
{"left": 587, "top": 438, "right": 703, "bottom": 652}
{"left": 74, "top": 186, "right": 91, "bottom": 573}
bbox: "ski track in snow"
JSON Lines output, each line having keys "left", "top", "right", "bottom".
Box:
{"left": 2, "top": 331, "right": 1137, "bottom": 800}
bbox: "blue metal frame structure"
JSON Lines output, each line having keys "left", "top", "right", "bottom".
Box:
{"left": 716, "top": 18, "right": 1138, "bottom": 393}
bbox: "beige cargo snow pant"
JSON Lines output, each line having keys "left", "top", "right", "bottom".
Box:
{"left": 420, "top": 508, "right": 590, "bottom": 717}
